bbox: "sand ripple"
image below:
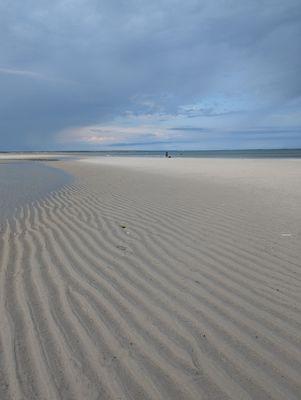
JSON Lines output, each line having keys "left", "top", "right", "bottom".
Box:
{"left": 0, "top": 163, "right": 300, "bottom": 400}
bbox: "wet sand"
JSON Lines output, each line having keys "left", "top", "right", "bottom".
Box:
{"left": 0, "top": 161, "right": 71, "bottom": 223}
{"left": 0, "top": 157, "right": 300, "bottom": 399}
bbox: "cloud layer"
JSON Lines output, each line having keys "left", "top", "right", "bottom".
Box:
{"left": 1, "top": 0, "right": 300, "bottom": 150}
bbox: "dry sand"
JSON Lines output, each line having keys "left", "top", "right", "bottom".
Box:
{"left": 0, "top": 157, "right": 301, "bottom": 400}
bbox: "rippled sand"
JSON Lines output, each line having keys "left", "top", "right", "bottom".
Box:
{"left": 0, "top": 157, "right": 300, "bottom": 400}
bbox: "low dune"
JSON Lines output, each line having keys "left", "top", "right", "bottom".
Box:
{"left": 0, "top": 157, "right": 300, "bottom": 399}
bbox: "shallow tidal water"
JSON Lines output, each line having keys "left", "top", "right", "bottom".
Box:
{"left": 0, "top": 161, "right": 71, "bottom": 223}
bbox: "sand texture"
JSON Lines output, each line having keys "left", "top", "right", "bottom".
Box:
{"left": 0, "top": 158, "right": 301, "bottom": 400}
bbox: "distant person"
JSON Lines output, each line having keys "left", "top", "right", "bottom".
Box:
{"left": 165, "top": 151, "right": 169, "bottom": 158}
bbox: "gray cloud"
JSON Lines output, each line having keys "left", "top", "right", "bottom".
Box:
{"left": 0, "top": 0, "right": 300, "bottom": 149}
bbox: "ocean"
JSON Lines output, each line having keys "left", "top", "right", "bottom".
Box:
{"left": 2, "top": 148, "right": 301, "bottom": 159}
{"left": 77, "top": 149, "right": 301, "bottom": 158}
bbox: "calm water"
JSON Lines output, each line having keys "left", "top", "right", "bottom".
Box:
{"left": 2, "top": 149, "right": 301, "bottom": 159}
{"left": 70, "top": 149, "right": 301, "bottom": 158}
{"left": 0, "top": 161, "right": 71, "bottom": 223}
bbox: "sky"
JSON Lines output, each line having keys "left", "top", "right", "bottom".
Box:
{"left": 0, "top": 0, "right": 301, "bottom": 151}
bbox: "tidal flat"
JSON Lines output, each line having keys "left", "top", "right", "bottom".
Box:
{"left": 0, "top": 156, "right": 300, "bottom": 400}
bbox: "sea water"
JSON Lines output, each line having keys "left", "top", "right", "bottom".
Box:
{"left": 3, "top": 148, "right": 300, "bottom": 159}
{"left": 0, "top": 161, "right": 71, "bottom": 223}
{"left": 74, "top": 149, "right": 301, "bottom": 158}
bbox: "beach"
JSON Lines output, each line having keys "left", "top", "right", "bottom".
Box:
{"left": 0, "top": 156, "right": 301, "bottom": 400}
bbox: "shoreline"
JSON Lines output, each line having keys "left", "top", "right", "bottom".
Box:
{"left": 1, "top": 147, "right": 301, "bottom": 161}
{"left": 0, "top": 161, "right": 72, "bottom": 226}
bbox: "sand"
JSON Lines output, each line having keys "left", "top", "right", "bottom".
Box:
{"left": 0, "top": 153, "right": 72, "bottom": 161}
{"left": 0, "top": 157, "right": 300, "bottom": 400}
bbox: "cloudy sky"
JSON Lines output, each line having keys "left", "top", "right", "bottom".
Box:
{"left": 1, "top": 0, "right": 300, "bottom": 150}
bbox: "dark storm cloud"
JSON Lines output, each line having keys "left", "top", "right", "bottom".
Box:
{"left": 0, "top": 0, "right": 300, "bottom": 149}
